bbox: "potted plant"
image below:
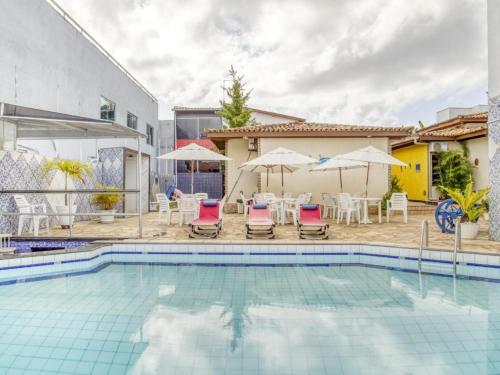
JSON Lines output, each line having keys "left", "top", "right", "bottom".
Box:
{"left": 43, "top": 159, "right": 92, "bottom": 228}
{"left": 91, "top": 185, "right": 123, "bottom": 224}
{"left": 440, "top": 182, "right": 490, "bottom": 240}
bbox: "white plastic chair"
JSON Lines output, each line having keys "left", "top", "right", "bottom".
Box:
{"left": 253, "top": 193, "right": 265, "bottom": 205}
{"left": 178, "top": 197, "right": 197, "bottom": 226}
{"left": 285, "top": 193, "right": 309, "bottom": 226}
{"left": 321, "top": 193, "right": 336, "bottom": 219}
{"left": 0, "top": 233, "right": 14, "bottom": 254}
{"left": 263, "top": 193, "right": 276, "bottom": 202}
{"left": 14, "top": 195, "right": 49, "bottom": 236}
{"left": 387, "top": 193, "right": 408, "bottom": 224}
{"left": 194, "top": 193, "right": 208, "bottom": 201}
{"left": 156, "top": 193, "right": 178, "bottom": 225}
{"left": 336, "top": 193, "right": 360, "bottom": 225}
{"left": 284, "top": 192, "right": 294, "bottom": 199}
{"left": 240, "top": 192, "right": 253, "bottom": 217}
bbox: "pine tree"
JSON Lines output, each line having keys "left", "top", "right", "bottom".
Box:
{"left": 217, "top": 66, "right": 254, "bottom": 128}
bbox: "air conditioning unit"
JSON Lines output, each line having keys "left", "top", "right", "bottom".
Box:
{"left": 248, "top": 138, "right": 258, "bottom": 151}
{"left": 429, "top": 142, "right": 448, "bottom": 153}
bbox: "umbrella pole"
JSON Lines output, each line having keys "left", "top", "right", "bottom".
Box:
{"left": 191, "top": 159, "right": 194, "bottom": 194}
{"left": 266, "top": 169, "right": 269, "bottom": 192}
{"left": 281, "top": 165, "right": 284, "bottom": 197}
{"left": 339, "top": 168, "right": 343, "bottom": 192}
{"left": 365, "top": 163, "right": 370, "bottom": 197}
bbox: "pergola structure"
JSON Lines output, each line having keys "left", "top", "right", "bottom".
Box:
{"left": 0, "top": 102, "right": 147, "bottom": 238}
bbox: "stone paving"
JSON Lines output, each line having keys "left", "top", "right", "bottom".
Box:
{"left": 23, "top": 210, "right": 500, "bottom": 254}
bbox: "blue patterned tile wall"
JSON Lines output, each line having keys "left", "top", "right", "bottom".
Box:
{"left": 98, "top": 147, "right": 125, "bottom": 213}
{"left": 177, "top": 172, "right": 223, "bottom": 199}
{"left": 489, "top": 95, "right": 500, "bottom": 241}
{"left": 0, "top": 147, "right": 128, "bottom": 234}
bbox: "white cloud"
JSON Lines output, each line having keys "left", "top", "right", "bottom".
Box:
{"left": 57, "top": 0, "right": 487, "bottom": 124}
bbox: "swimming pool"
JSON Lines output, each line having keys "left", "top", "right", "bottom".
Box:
{"left": 0, "top": 261, "right": 499, "bottom": 374}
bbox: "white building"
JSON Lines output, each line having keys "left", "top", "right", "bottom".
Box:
{"left": 0, "top": 0, "right": 161, "bottom": 233}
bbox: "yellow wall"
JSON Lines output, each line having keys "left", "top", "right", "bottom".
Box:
{"left": 392, "top": 144, "right": 429, "bottom": 201}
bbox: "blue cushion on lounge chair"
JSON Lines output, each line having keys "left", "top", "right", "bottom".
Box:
{"left": 302, "top": 204, "right": 318, "bottom": 210}
{"left": 253, "top": 203, "right": 268, "bottom": 209}
{"left": 202, "top": 199, "right": 218, "bottom": 207}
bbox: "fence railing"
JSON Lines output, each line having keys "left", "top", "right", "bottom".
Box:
{"left": 0, "top": 189, "right": 143, "bottom": 238}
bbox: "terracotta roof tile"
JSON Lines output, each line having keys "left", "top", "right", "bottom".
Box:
{"left": 205, "top": 121, "right": 411, "bottom": 135}
{"left": 392, "top": 112, "right": 488, "bottom": 149}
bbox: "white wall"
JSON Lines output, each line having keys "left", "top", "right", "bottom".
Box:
{"left": 467, "top": 138, "right": 489, "bottom": 190}
{"left": 0, "top": 0, "right": 158, "bottom": 166}
{"left": 225, "top": 139, "right": 259, "bottom": 202}
{"left": 251, "top": 111, "right": 300, "bottom": 125}
{"left": 225, "top": 137, "right": 390, "bottom": 203}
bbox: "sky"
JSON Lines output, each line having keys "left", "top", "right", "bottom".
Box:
{"left": 57, "top": 0, "right": 488, "bottom": 126}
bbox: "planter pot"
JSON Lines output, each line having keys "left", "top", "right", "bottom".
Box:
{"left": 56, "top": 205, "right": 78, "bottom": 229}
{"left": 483, "top": 212, "right": 489, "bottom": 221}
{"left": 99, "top": 209, "right": 116, "bottom": 224}
{"left": 460, "top": 222, "right": 480, "bottom": 240}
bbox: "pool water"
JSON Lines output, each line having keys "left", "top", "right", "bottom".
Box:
{"left": 0, "top": 264, "right": 500, "bottom": 375}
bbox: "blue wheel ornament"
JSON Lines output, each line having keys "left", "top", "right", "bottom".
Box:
{"left": 434, "top": 199, "right": 462, "bottom": 234}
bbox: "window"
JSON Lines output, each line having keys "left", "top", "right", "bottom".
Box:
{"left": 100, "top": 97, "right": 115, "bottom": 121}
{"left": 146, "top": 124, "right": 154, "bottom": 146}
{"left": 127, "top": 112, "right": 138, "bottom": 129}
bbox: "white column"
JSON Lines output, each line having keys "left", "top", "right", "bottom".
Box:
{"left": 137, "top": 137, "right": 143, "bottom": 238}
{"left": 488, "top": 0, "right": 500, "bottom": 240}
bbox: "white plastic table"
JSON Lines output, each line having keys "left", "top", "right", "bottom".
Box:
{"left": 265, "top": 198, "right": 297, "bottom": 225}
{"left": 352, "top": 197, "right": 382, "bottom": 224}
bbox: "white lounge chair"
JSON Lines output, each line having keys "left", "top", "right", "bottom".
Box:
{"left": 156, "top": 193, "right": 178, "bottom": 225}
{"left": 321, "top": 193, "right": 336, "bottom": 219}
{"left": 14, "top": 195, "right": 49, "bottom": 236}
{"left": 336, "top": 193, "right": 360, "bottom": 225}
{"left": 387, "top": 193, "right": 408, "bottom": 224}
{"left": 0, "top": 233, "right": 15, "bottom": 255}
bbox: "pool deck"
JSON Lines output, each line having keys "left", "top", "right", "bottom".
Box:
{"left": 17, "top": 211, "right": 500, "bottom": 255}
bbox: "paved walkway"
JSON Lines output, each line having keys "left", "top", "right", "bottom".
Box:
{"left": 23, "top": 211, "right": 500, "bottom": 254}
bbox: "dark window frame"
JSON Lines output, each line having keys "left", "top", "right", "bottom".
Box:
{"left": 146, "top": 124, "right": 154, "bottom": 146}
{"left": 100, "top": 96, "right": 116, "bottom": 121}
{"left": 127, "top": 112, "right": 138, "bottom": 130}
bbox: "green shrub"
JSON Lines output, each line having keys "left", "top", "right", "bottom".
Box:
{"left": 433, "top": 143, "right": 473, "bottom": 199}
{"left": 382, "top": 176, "right": 403, "bottom": 210}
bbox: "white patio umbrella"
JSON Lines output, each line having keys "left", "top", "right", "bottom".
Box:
{"left": 336, "top": 145, "right": 407, "bottom": 195}
{"left": 157, "top": 143, "right": 231, "bottom": 194}
{"left": 239, "top": 147, "right": 317, "bottom": 195}
{"left": 311, "top": 156, "right": 367, "bottom": 192}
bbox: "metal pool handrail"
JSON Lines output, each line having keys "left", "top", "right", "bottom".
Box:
{"left": 419, "top": 219, "right": 461, "bottom": 276}
{"left": 453, "top": 222, "right": 461, "bottom": 275}
{"left": 418, "top": 220, "right": 428, "bottom": 271}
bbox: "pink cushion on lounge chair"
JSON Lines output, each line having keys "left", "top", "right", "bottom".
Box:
{"left": 192, "top": 201, "right": 220, "bottom": 226}
{"left": 299, "top": 205, "right": 326, "bottom": 226}
{"left": 248, "top": 205, "right": 274, "bottom": 226}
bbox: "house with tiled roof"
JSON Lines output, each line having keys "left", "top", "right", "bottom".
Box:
{"left": 172, "top": 106, "right": 305, "bottom": 198}
{"left": 391, "top": 108, "right": 488, "bottom": 201}
{"left": 205, "top": 121, "right": 411, "bottom": 205}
